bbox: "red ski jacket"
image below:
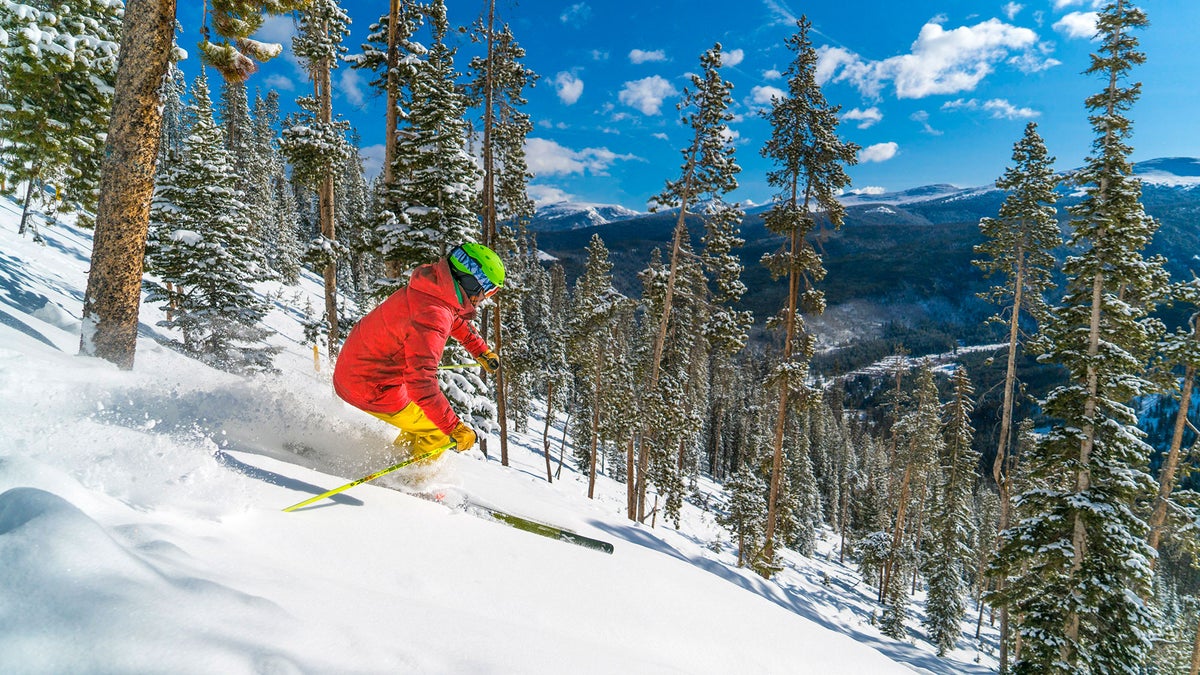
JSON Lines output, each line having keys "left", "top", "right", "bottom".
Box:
{"left": 333, "top": 258, "right": 489, "bottom": 434}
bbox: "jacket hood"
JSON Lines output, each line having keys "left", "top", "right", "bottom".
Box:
{"left": 409, "top": 258, "right": 476, "bottom": 319}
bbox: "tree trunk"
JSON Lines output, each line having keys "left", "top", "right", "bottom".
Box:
{"left": 80, "top": 0, "right": 176, "bottom": 369}
{"left": 316, "top": 57, "right": 339, "bottom": 359}
{"left": 626, "top": 434, "right": 636, "bottom": 520}
{"left": 494, "top": 300, "right": 509, "bottom": 466}
{"left": 382, "top": 0, "right": 402, "bottom": 279}
{"left": 881, "top": 460, "right": 915, "bottom": 604}
{"left": 995, "top": 245, "right": 1026, "bottom": 672}
{"left": 542, "top": 380, "right": 554, "bottom": 483}
{"left": 762, "top": 184, "right": 802, "bottom": 573}
{"left": 17, "top": 161, "right": 39, "bottom": 235}
{"left": 587, "top": 339, "right": 605, "bottom": 499}
{"left": 1147, "top": 318, "right": 1198, "bottom": 562}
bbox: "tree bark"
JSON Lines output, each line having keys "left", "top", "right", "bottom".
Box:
{"left": 80, "top": 0, "right": 176, "bottom": 369}
{"left": 1148, "top": 358, "right": 1196, "bottom": 560}
{"left": 626, "top": 435, "right": 636, "bottom": 520}
{"left": 317, "top": 58, "right": 339, "bottom": 359}
{"left": 587, "top": 339, "right": 605, "bottom": 499}
{"left": 382, "top": 0, "right": 402, "bottom": 279}
{"left": 542, "top": 380, "right": 554, "bottom": 483}
{"left": 1190, "top": 613, "right": 1200, "bottom": 675}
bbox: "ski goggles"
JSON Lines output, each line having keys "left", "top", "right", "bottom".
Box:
{"left": 450, "top": 247, "right": 501, "bottom": 298}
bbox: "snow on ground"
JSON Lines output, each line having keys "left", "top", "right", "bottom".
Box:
{"left": 0, "top": 194, "right": 997, "bottom": 673}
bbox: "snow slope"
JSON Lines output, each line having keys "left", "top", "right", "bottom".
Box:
{"left": 0, "top": 194, "right": 996, "bottom": 674}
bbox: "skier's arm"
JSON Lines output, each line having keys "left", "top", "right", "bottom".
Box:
{"left": 403, "top": 309, "right": 461, "bottom": 435}
{"left": 449, "top": 316, "right": 489, "bottom": 358}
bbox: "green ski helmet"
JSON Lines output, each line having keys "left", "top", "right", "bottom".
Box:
{"left": 449, "top": 243, "right": 505, "bottom": 298}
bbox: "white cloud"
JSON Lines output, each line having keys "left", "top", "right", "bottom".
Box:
{"left": 591, "top": 50, "right": 609, "bottom": 61}
{"left": 525, "top": 137, "right": 639, "bottom": 177}
{"left": 360, "top": 144, "right": 385, "bottom": 181}
{"left": 253, "top": 15, "right": 296, "bottom": 44}
{"left": 859, "top": 142, "right": 899, "bottom": 163}
{"left": 763, "top": 68, "right": 782, "bottom": 80}
{"left": 750, "top": 85, "right": 787, "bottom": 106}
{"left": 265, "top": 74, "right": 294, "bottom": 91}
{"left": 653, "top": 132, "right": 670, "bottom": 141}
{"left": 910, "top": 109, "right": 943, "bottom": 135}
{"left": 1052, "top": 0, "right": 1084, "bottom": 8}
{"left": 843, "top": 107, "right": 883, "bottom": 129}
{"left": 554, "top": 72, "right": 584, "bottom": 105}
{"left": 528, "top": 184, "right": 576, "bottom": 206}
{"left": 560, "top": 2, "right": 591, "bottom": 26}
{"left": 1003, "top": 2, "right": 1023, "bottom": 20}
{"left": 817, "top": 19, "right": 1041, "bottom": 99}
{"left": 763, "top": 0, "right": 797, "bottom": 25}
{"left": 1008, "top": 47, "right": 1061, "bottom": 73}
{"left": 339, "top": 68, "right": 365, "bottom": 107}
{"left": 1053, "top": 12, "right": 1099, "bottom": 40}
{"left": 721, "top": 48, "right": 745, "bottom": 67}
{"left": 618, "top": 76, "right": 676, "bottom": 115}
{"left": 629, "top": 49, "right": 667, "bottom": 64}
{"left": 848, "top": 186, "right": 887, "bottom": 196}
{"left": 942, "top": 97, "right": 1039, "bottom": 119}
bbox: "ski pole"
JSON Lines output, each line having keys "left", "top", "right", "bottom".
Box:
{"left": 438, "top": 363, "right": 480, "bottom": 370}
{"left": 282, "top": 443, "right": 454, "bottom": 512}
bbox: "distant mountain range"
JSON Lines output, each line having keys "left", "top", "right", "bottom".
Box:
{"left": 531, "top": 158, "right": 1200, "bottom": 370}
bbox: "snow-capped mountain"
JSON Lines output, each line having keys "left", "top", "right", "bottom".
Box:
{"left": 529, "top": 201, "right": 643, "bottom": 232}
{"left": 1131, "top": 157, "right": 1200, "bottom": 188}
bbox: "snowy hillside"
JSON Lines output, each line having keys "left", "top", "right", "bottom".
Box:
{"left": 529, "top": 201, "right": 643, "bottom": 232}
{"left": 0, "top": 196, "right": 996, "bottom": 673}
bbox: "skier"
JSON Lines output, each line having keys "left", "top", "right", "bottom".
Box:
{"left": 333, "top": 243, "right": 504, "bottom": 460}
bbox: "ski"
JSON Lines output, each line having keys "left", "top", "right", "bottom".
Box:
{"left": 411, "top": 488, "right": 615, "bottom": 555}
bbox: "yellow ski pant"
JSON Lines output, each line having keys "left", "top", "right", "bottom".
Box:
{"left": 369, "top": 402, "right": 453, "bottom": 458}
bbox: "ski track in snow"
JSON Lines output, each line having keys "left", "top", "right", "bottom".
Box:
{"left": 0, "top": 194, "right": 997, "bottom": 673}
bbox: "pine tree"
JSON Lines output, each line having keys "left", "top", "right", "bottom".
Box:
{"left": 469, "top": 16, "right": 536, "bottom": 466}
{"left": 280, "top": 0, "right": 352, "bottom": 359}
{"left": 81, "top": 0, "right": 304, "bottom": 370}
{"left": 973, "top": 120, "right": 1060, "bottom": 673}
{"left": 994, "top": 2, "right": 1169, "bottom": 670}
{"left": 567, "top": 235, "right": 631, "bottom": 499}
{"left": 379, "top": 0, "right": 480, "bottom": 278}
{"left": 145, "top": 71, "right": 277, "bottom": 374}
{"left": 0, "top": 0, "right": 122, "bottom": 237}
{"left": 924, "top": 366, "right": 981, "bottom": 656}
{"left": 758, "top": 16, "right": 858, "bottom": 573}
{"left": 720, "top": 455, "right": 768, "bottom": 568}
{"left": 882, "top": 362, "right": 943, "bottom": 624}
{"left": 639, "top": 42, "right": 748, "bottom": 526}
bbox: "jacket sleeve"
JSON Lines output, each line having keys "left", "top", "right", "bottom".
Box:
{"left": 403, "top": 305, "right": 461, "bottom": 435}
{"left": 450, "top": 316, "right": 489, "bottom": 358}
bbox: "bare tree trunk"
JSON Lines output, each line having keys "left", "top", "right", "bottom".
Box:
{"left": 318, "top": 54, "right": 339, "bottom": 358}
{"left": 995, "top": 246, "right": 1026, "bottom": 672}
{"left": 1147, "top": 319, "right": 1198, "bottom": 562}
{"left": 382, "top": 0, "right": 402, "bottom": 279}
{"left": 763, "top": 182, "right": 802, "bottom": 572}
{"left": 626, "top": 435, "right": 636, "bottom": 520}
{"left": 542, "top": 380, "right": 554, "bottom": 483}
{"left": 17, "top": 162, "right": 39, "bottom": 235}
{"left": 881, "top": 461, "right": 915, "bottom": 604}
{"left": 587, "top": 340, "right": 605, "bottom": 499}
{"left": 80, "top": 0, "right": 176, "bottom": 369}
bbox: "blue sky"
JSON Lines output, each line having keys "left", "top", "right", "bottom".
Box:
{"left": 177, "top": 0, "right": 1200, "bottom": 211}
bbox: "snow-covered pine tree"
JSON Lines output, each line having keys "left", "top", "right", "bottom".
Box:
{"left": 567, "top": 235, "right": 631, "bottom": 499}
{"left": 157, "top": 63, "right": 188, "bottom": 172}
{"left": 468, "top": 16, "right": 536, "bottom": 466}
{"left": 0, "top": 0, "right": 122, "bottom": 237}
{"left": 994, "top": 2, "right": 1170, "bottom": 670}
{"left": 346, "top": 1, "right": 423, "bottom": 282}
{"left": 973, "top": 120, "right": 1060, "bottom": 673}
{"left": 218, "top": 77, "right": 253, "bottom": 192}
{"left": 280, "top": 0, "right": 352, "bottom": 359}
{"left": 337, "top": 130, "right": 378, "bottom": 306}
{"left": 145, "top": 71, "right": 278, "bottom": 374}
{"left": 198, "top": 1, "right": 308, "bottom": 82}
{"left": 923, "top": 366, "right": 981, "bottom": 656}
{"left": 881, "top": 362, "right": 943, "bottom": 623}
{"left": 380, "top": 0, "right": 480, "bottom": 278}
{"left": 720, "top": 451, "right": 769, "bottom": 568}
{"left": 523, "top": 257, "right": 569, "bottom": 482}
{"left": 758, "top": 15, "right": 858, "bottom": 574}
